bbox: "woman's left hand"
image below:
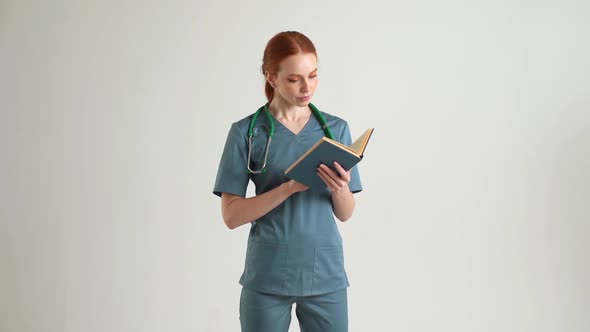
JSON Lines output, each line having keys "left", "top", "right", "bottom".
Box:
{"left": 317, "top": 161, "right": 351, "bottom": 192}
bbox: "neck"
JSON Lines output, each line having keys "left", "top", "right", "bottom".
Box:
{"left": 268, "top": 98, "right": 310, "bottom": 121}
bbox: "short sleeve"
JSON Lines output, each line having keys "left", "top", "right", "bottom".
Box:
{"left": 340, "top": 121, "right": 363, "bottom": 193}
{"left": 212, "top": 122, "right": 250, "bottom": 197}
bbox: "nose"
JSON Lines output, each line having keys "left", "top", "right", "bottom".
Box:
{"left": 301, "top": 79, "right": 310, "bottom": 92}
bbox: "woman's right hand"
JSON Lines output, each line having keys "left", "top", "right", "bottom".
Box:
{"left": 284, "top": 179, "right": 309, "bottom": 194}
{"left": 221, "top": 181, "right": 307, "bottom": 230}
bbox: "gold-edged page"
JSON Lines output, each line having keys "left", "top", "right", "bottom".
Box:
{"left": 350, "top": 128, "right": 374, "bottom": 155}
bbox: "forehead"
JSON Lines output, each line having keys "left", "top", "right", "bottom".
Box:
{"left": 278, "top": 53, "right": 317, "bottom": 75}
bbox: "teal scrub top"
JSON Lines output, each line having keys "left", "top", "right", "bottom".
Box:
{"left": 213, "top": 105, "right": 362, "bottom": 296}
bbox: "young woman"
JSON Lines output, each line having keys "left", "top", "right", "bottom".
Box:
{"left": 213, "top": 31, "right": 363, "bottom": 332}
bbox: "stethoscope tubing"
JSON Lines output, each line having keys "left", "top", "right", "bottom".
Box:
{"left": 246, "top": 103, "right": 333, "bottom": 174}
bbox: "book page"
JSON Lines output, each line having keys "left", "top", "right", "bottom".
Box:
{"left": 350, "top": 128, "right": 374, "bottom": 155}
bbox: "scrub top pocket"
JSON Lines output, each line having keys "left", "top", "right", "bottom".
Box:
{"left": 242, "top": 241, "right": 288, "bottom": 293}
{"left": 312, "top": 245, "right": 349, "bottom": 294}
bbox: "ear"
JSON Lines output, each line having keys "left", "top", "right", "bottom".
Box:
{"left": 265, "top": 72, "right": 277, "bottom": 88}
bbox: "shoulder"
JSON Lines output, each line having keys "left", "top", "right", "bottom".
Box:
{"left": 231, "top": 115, "right": 253, "bottom": 136}
{"left": 227, "top": 108, "right": 264, "bottom": 137}
{"left": 321, "top": 111, "right": 346, "bottom": 123}
{"left": 318, "top": 109, "right": 350, "bottom": 138}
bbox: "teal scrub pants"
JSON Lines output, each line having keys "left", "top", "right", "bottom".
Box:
{"left": 239, "top": 287, "right": 348, "bottom": 332}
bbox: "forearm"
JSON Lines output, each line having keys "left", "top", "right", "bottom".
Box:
{"left": 222, "top": 182, "right": 299, "bottom": 229}
{"left": 331, "top": 185, "right": 355, "bottom": 221}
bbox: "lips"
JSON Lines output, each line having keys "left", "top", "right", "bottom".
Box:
{"left": 298, "top": 96, "right": 311, "bottom": 101}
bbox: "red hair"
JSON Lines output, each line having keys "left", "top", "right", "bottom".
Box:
{"left": 261, "top": 31, "right": 317, "bottom": 102}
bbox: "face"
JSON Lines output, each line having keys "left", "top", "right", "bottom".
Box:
{"left": 268, "top": 53, "right": 318, "bottom": 107}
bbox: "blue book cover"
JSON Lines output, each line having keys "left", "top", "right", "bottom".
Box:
{"left": 284, "top": 128, "right": 373, "bottom": 190}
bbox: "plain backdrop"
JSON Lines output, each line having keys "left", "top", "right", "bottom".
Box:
{"left": 1, "top": 0, "right": 589, "bottom": 331}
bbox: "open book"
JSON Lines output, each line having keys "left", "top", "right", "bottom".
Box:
{"left": 284, "top": 128, "right": 374, "bottom": 190}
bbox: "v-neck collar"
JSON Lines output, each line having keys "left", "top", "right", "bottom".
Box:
{"left": 271, "top": 111, "right": 314, "bottom": 137}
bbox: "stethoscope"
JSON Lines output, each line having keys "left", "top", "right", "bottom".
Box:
{"left": 247, "top": 102, "right": 335, "bottom": 174}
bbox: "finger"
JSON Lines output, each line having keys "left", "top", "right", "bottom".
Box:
{"left": 332, "top": 161, "right": 347, "bottom": 175}
{"left": 295, "top": 180, "right": 309, "bottom": 190}
{"left": 317, "top": 170, "right": 340, "bottom": 191}
{"left": 319, "top": 164, "right": 341, "bottom": 182}
{"left": 329, "top": 162, "right": 351, "bottom": 182}
{"left": 318, "top": 166, "right": 344, "bottom": 191}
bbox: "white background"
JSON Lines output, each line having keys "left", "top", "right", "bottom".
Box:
{"left": 1, "top": 0, "right": 589, "bottom": 331}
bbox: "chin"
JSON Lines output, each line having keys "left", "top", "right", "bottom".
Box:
{"left": 294, "top": 99, "right": 312, "bottom": 107}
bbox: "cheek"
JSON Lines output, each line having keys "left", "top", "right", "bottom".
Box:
{"left": 284, "top": 84, "right": 299, "bottom": 95}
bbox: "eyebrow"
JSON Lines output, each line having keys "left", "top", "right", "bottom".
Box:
{"left": 287, "top": 68, "right": 318, "bottom": 77}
